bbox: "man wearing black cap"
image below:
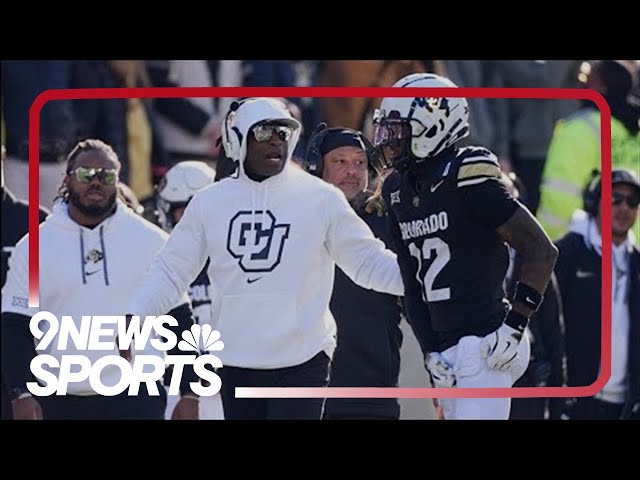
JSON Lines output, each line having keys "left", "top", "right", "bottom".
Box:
{"left": 555, "top": 168, "right": 640, "bottom": 419}
{"left": 302, "top": 125, "right": 404, "bottom": 420}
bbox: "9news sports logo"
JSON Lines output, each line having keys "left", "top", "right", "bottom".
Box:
{"left": 27, "top": 311, "right": 224, "bottom": 396}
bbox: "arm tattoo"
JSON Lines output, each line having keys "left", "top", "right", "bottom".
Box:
{"left": 497, "top": 206, "right": 559, "bottom": 315}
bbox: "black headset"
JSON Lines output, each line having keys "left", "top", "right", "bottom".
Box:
{"left": 582, "top": 169, "right": 602, "bottom": 216}
{"left": 302, "top": 123, "right": 384, "bottom": 178}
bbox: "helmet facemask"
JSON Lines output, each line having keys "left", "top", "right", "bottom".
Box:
{"left": 373, "top": 73, "right": 471, "bottom": 170}
{"left": 373, "top": 111, "right": 416, "bottom": 171}
{"left": 156, "top": 195, "right": 189, "bottom": 232}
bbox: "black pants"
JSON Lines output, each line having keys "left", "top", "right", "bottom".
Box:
{"left": 571, "top": 397, "right": 625, "bottom": 420}
{"left": 39, "top": 382, "right": 166, "bottom": 420}
{"left": 323, "top": 414, "right": 396, "bottom": 420}
{"left": 219, "top": 351, "right": 331, "bottom": 420}
{"left": 509, "top": 397, "right": 548, "bottom": 420}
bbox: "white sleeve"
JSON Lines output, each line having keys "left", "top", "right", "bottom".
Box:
{"left": 129, "top": 196, "right": 208, "bottom": 316}
{"left": 324, "top": 188, "right": 404, "bottom": 296}
{"left": 1, "top": 235, "right": 39, "bottom": 317}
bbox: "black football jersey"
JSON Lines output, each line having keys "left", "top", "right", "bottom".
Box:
{"left": 383, "top": 146, "right": 520, "bottom": 352}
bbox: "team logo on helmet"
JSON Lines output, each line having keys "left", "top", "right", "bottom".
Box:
{"left": 373, "top": 73, "right": 470, "bottom": 170}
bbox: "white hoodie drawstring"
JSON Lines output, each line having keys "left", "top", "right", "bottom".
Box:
{"left": 251, "top": 187, "right": 256, "bottom": 232}
{"left": 248, "top": 175, "right": 272, "bottom": 233}
{"left": 80, "top": 229, "right": 87, "bottom": 285}
{"left": 261, "top": 181, "right": 269, "bottom": 228}
{"left": 99, "top": 225, "right": 110, "bottom": 286}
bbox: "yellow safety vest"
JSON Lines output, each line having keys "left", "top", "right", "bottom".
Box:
{"left": 538, "top": 109, "right": 639, "bottom": 241}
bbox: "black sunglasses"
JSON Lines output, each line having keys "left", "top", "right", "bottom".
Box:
{"left": 251, "top": 124, "right": 293, "bottom": 142}
{"left": 69, "top": 167, "right": 118, "bottom": 185}
{"left": 612, "top": 191, "right": 640, "bottom": 209}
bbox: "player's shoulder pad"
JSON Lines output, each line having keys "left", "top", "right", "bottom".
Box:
{"left": 455, "top": 146, "right": 501, "bottom": 188}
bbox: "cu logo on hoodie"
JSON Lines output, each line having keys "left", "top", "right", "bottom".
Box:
{"left": 226, "top": 210, "right": 291, "bottom": 272}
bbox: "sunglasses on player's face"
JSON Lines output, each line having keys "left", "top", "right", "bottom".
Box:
{"left": 612, "top": 191, "right": 640, "bottom": 209}
{"left": 251, "top": 123, "right": 293, "bottom": 143}
{"left": 69, "top": 167, "right": 118, "bottom": 185}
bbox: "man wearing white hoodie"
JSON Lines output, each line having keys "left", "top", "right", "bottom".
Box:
{"left": 127, "top": 97, "right": 404, "bottom": 420}
{"left": 1, "top": 139, "right": 199, "bottom": 420}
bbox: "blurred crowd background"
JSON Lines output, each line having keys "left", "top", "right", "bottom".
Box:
{"left": 2, "top": 60, "right": 638, "bottom": 224}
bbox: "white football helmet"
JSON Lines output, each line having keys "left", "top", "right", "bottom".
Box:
{"left": 373, "top": 73, "right": 470, "bottom": 169}
{"left": 156, "top": 160, "right": 216, "bottom": 232}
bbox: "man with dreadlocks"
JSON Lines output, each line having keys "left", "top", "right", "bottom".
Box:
{"left": 1, "top": 139, "right": 200, "bottom": 420}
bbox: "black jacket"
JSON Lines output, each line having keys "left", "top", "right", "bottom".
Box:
{"left": 555, "top": 229, "right": 640, "bottom": 418}
{"left": 1, "top": 187, "right": 49, "bottom": 419}
{"left": 624, "top": 247, "right": 640, "bottom": 418}
{"left": 323, "top": 196, "right": 403, "bottom": 419}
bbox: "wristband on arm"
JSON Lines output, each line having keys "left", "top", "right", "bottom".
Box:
{"left": 512, "top": 281, "right": 544, "bottom": 312}
{"left": 506, "top": 282, "right": 543, "bottom": 333}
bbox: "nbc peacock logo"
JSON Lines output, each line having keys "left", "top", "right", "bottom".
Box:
{"left": 178, "top": 324, "right": 225, "bottom": 354}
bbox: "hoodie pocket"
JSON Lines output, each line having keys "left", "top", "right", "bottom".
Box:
{"left": 216, "top": 293, "right": 298, "bottom": 368}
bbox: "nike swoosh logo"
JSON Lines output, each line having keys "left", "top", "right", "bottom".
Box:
{"left": 247, "top": 277, "right": 263, "bottom": 284}
{"left": 430, "top": 180, "right": 445, "bottom": 192}
{"left": 576, "top": 270, "right": 595, "bottom": 278}
{"left": 86, "top": 270, "right": 100, "bottom": 276}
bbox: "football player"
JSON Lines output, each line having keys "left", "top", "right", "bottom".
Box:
{"left": 374, "top": 73, "right": 559, "bottom": 419}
